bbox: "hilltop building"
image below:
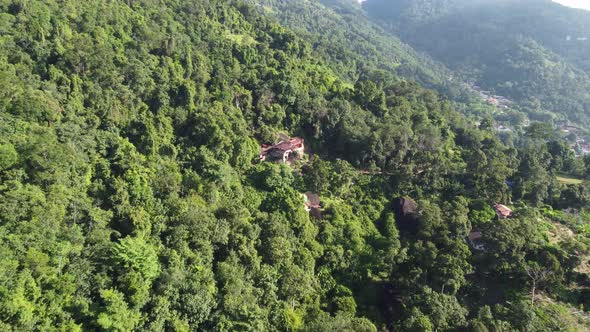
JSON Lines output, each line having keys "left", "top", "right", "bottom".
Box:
{"left": 468, "top": 204, "right": 513, "bottom": 251}
{"left": 494, "top": 204, "right": 513, "bottom": 219}
{"left": 260, "top": 137, "right": 304, "bottom": 163}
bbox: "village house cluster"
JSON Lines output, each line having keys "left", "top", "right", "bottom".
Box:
{"left": 574, "top": 140, "right": 590, "bottom": 157}
{"left": 260, "top": 136, "right": 322, "bottom": 218}
{"left": 470, "top": 84, "right": 513, "bottom": 110}
{"left": 557, "top": 121, "right": 590, "bottom": 157}
{"left": 484, "top": 95, "right": 512, "bottom": 109}
{"left": 467, "top": 204, "right": 513, "bottom": 251}
{"left": 493, "top": 124, "right": 512, "bottom": 133}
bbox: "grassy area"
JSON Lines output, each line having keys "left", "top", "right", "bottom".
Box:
{"left": 557, "top": 174, "right": 584, "bottom": 185}
{"left": 223, "top": 31, "right": 257, "bottom": 46}
{"left": 262, "top": 5, "right": 275, "bottom": 13}
{"left": 546, "top": 221, "right": 574, "bottom": 245}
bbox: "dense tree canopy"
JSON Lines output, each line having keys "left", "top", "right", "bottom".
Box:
{"left": 1, "top": 0, "right": 590, "bottom": 331}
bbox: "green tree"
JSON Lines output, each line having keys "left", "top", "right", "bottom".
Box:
{"left": 96, "top": 289, "right": 141, "bottom": 331}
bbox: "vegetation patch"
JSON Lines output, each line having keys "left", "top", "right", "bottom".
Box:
{"left": 224, "top": 30, "right": 257, "bottom": 46}
{"left": 557, "top": 174, "right": 584, "bottom": 185}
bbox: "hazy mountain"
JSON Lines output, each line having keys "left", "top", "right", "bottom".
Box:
{"left": 249, "top": 0, "right": 470, "bottom": 99}
{"left": 364, "top": 0, "right": 590, "bottom": 124}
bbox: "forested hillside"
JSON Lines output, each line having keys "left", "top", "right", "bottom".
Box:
{"left": 2, "top": 0, "right": 590, "bottom": 331}
{"left": 364, "top": 0, "right": 590, "bottom": 126}
{"left": 250, "top": 0, "right": 469, "bottom": 100}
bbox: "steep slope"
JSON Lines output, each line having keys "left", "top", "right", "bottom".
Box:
{"left": 250, "top": 0, "right": 469, "bottom": 99}
{"left": 0, "top": 0, "right": 498, "bottom": 330}
{"left": 3, "top": 0, "right": 590, "bottom": 331}
{"left": 364, "top": 0, "right": 590, "bottom": 125}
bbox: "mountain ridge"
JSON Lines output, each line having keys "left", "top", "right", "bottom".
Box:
{"left": 363, "top": 0, "right": 590, "bottom": 125}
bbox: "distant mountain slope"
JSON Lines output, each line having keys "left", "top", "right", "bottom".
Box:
{"left": 250, "top": 0, "right": 471, "bottom": 100}
{"left": 364, "top": 0, "right": 590, "bottom": 124}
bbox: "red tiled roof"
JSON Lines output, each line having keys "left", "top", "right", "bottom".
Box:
{"left": 260, "top": 137, "right": 304, "bottom": 157}
{"left": 494, "top": 204, "right": 513, "bottom": 218}
{"left": 274, "top": 138, "right": 303, "bottom": 151}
